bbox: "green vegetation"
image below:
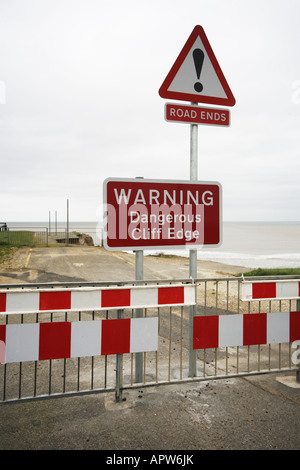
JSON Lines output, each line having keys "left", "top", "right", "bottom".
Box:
{"left": 0, "top": 230, "right": 35, "bottom": 246}
{"left": 237, "top": 267, "right": 300, "bottom": 277}
{"left": 150, "top": 253, "right": 177, "bottom": 259}
{"left": 0, "top": 245, "right": 15, "bottom": 265}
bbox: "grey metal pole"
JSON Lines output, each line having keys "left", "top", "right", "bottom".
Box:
{"left": 189, "top": 103, "right": 198, "bottom": 377}
{"left": 66, "top": 199, "right": 69, "bottom": 245}
{"left": 135, "top": 249, "right": 144, "bottom": 383}
{"left": 134, "top": 177, "right": 144, "bottom": 383}
{"left": 115, "top": 309, "right": 124, "bottom": 402}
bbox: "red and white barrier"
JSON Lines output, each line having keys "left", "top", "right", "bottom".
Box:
{"left": 241, "top": 280, "right": 300, "bottom": 301}
{"left": 193, "top": 312, "right": 300, "bottom": 349}
{"left": 0, "top": 317, "right": 158, "bottom": 364}
{"left": 0, "top": 284, "right": 195, "bottom": 315}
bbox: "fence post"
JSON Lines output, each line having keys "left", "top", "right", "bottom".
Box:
{"left": 7, "top": 228, "right": 10, "bottom": 245}
{"left": 115, "top": 309, "right": 124, "bottom": 402}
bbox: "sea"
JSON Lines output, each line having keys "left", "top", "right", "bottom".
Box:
{"left": 5, "top": 221, "right": 300, "bottom": 270}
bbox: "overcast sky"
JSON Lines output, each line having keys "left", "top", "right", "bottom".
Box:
{"left": 0, "top": 0, "right": 299, "bottom": 223}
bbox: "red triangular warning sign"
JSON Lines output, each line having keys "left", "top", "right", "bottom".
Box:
{"left": 159, "top": 25, "right": 236, "bottom": 107}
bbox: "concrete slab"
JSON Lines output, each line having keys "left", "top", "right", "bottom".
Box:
{"left": 276, "top": 375, "right": 300, "bottom": 389}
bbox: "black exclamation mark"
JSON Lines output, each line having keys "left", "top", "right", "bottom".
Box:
{"left": 193, "top": 49, "right": 204, "bottom": 93}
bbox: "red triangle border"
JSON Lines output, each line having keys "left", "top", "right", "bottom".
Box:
{"left": 159, "top": 25, "right": 236, "bottom": 107}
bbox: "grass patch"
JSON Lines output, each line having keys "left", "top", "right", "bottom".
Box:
{"left": 0, "top": 230, "right": 35, "bottom": 246}
{"left": 0, "top": 245, "right": 15, "bottom": 266}
{"left": 237, "top": 267, "right": 300, "bottom": 277}
{"left": 149, "top": 253, "right": 178, "bottom": 259}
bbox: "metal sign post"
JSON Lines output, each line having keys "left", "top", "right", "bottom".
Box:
{"left": 135, "top": 249, "right": 144, "bottom": 383}
{"left": 189, "top": 104, "right": 198, "bottom": 376}
{"left": 134, "top": 176, "right": 144, "bottom": 383}
{"left": 158, "top": 25, "right": 235, "bottom": 377}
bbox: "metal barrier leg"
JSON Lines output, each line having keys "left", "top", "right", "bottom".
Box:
{"left": 115, "top": 309, "right": 124, "bottom": 402}
{"left": 115, "top": 353, "right": 123, "bottom": 402}
{"left": 134, "top": 250, "right": 144, "bottom": 383}
{"left": 189, "top": 303, "right": 197, "bottom": 377}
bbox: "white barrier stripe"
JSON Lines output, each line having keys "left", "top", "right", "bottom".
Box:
{"left": 71, "top": 291, "right": 102, "bottom": 312}
{"left": 276, "top": 282, "right": 298, "bottom": 299}
{"left": 130, "top": 287, "right": 158, "bottom": 308}
{"left": 184, "top": 285, "right": 196, "bottom": 305}
{"left": 266, "top": 312, "right": 290, "bottom": 344}
{"left": 6, "top": 292, "right": 39, "bottom": 313}
{"left": 241, "top": 283, "right": 253, "bottom": 301}
{"left": 5, "top": 323, "right": 39, "bottom": 363}
{"left": 130, "top": 317, "right": 159, "bottom": 353}
{"left": 219, "top": 314, "right": 243, "bottom": 348}
{"left": 70, "top": 321, "right": 102, "bottom": 358}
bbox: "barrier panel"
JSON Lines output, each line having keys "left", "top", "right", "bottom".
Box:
{"left": 194, "top": 312, "right": 299, "bottom": 349}
{"left": 0, "top": 277, "right": 299, "bottom": 404}
{"left": 0, "top": 318, "right": 159, "bottom": 364}
{"left": 241, "top": 280, "right": 300, "bottom": 301}
{"left": 0, "top": 284, "right": 195, "bottom": 314}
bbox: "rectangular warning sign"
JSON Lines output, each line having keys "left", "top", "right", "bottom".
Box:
{"left": 165, "top": 103, "right": 230, "bottom": 126}
{"left": 103, "top": 178, "right": 222, "bottom": 250}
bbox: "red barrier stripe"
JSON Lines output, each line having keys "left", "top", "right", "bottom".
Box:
{"left": 39, "top": 291, "right": 71, "bottom": 311}
{"left": 0, "top": 293, "right": 6, "bottom": 312}
{"left": 290, "top": 311, "right": 300, "bottom": 343}
{"left": 158, "top": 286, "right": 184, "bottom": 305}
{"left": 243, "top": 313, "right": 267, "bottom": 345}
{"left": 0, "top": 325, "right": 5, "bottom": 364}
{"left": 193, "top": 315, "right": 219, "bottom": 349}
{"left": 252, "top": 283, "right": 276, "bottom": 300}
{"left": 39, "top": 322, "right": 71, "bottom": 361}
{"left": 101, "top": 289, "right": 131, "bottom": 308}
{"left": 0, "top": 324, "right": 5, "bottom": 343}
{"left": 101, "top": 319, "right": 130, "bottom": 355}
